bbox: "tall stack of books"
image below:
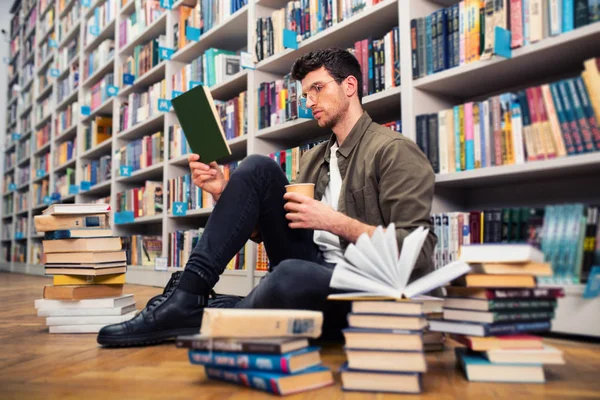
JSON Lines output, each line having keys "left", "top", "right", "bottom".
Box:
{"left": 33, "top": 203, "right": 137, "bottom": 334}
{"left": 429, "top": 243, "right": 566, "bottom": 383}
{"left": 338, "top": 298, "right": 429, "bottom": 394}
{"left": 176, "top": 309, "right": 334, "bottom": 396}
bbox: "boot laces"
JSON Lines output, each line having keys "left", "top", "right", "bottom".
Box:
{"left": 146, "top": 271, "right": 183, "bottom": 312}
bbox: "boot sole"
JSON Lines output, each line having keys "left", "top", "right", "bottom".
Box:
{"left": 97, "top": 328, "right": 199, "bottom": 347}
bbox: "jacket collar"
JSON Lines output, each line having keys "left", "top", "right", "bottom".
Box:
{"left": 323, "top": 111, "right": 372, "bottom": 162}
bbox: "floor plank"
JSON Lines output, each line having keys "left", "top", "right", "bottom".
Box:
{"left": 1, "top": 272, "right": 599, "bottom": 399}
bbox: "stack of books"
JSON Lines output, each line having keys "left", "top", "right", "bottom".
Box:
{"left": 33, "top": 203, "right": 136, "bottom": 334}
{"left": 429, "top": 243, "right": 566, "bottom": 383}
{"left": 176, "top": 309, "right": 334, "bottom": 396}
{"left": 338, "top": 298, "right": 430, "bottom": 394}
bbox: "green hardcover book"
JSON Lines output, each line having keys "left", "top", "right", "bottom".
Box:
{"left": 171, "top": 85, "right": 231, "bottom": 164}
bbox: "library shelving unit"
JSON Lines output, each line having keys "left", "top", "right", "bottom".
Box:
{"left": 1, "top": 0, "right": 599, "bottom": 337}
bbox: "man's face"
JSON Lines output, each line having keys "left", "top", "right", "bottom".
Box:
{"left": 301, "top": 67, "right": 347, "bottom": 129}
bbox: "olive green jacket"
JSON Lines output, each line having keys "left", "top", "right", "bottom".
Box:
{"left": 298, "top": 112, "right": 438, "bottom": 282}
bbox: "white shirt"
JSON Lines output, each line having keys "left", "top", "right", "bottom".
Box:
{"left": 313, "top": 143, "right": 345, "bottom": 264}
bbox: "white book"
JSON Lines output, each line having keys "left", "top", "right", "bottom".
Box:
{"left": 49, "top": 324, "right": 114, "bottom": 334}
{"left": 329, "top": 224, "right": 471, "bottom": 300}
{"left": 46, "top": 311, "right": 137, "bottom": 326}
{"left": 42, "top": 203, "right": 111, "bottom": 216}
{"left": 438, "top": 111, "right": 448, "bottom": 174}
{"left": 37, "top": 304, "right": 137, "bottom": 317}
{"left": 35, "top": 294, "right": 134, "bottom": 309}
{"left": 485, "top": 345, "right": 565, "bottom": 365}
{"left": 459, "top": 244, "right": 545, "bottom": 263}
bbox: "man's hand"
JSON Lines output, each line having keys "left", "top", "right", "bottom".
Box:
{"left": 188, "top": 154, "right": 227, "bottom": 202}
{"left": 283, "top": 192, "right": 343, "bottom": 231}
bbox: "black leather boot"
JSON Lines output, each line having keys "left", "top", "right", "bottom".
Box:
{"left": 97, "top": 272, "right": 208, "bottom": 347}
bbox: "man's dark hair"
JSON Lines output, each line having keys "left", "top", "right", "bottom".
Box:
{"left": 291, "top": 48, "right": 363, "bottom": 101}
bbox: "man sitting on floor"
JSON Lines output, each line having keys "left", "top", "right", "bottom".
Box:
{"left": 97, "top": 48, "right": 437, "bottom": 347}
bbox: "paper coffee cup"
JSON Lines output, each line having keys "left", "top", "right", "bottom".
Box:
{"left": 285, "top": 183, "right": 315, "bottom": 198}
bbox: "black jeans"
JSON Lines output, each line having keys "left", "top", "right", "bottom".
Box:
{"left": 184, "top": 155, "right": 350, "bottom": 338}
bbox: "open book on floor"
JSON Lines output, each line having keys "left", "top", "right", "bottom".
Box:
{"left": 329, "top": 224, "right": 471, "bottom": 300}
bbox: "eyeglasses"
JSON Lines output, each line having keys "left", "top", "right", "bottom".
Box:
{"left": 298, "top": 79, "right": 340, "bottom": 110}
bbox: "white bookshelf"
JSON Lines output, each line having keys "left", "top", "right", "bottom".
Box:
{"left": 1, "top": 0, "right": 599, "bottom": 337}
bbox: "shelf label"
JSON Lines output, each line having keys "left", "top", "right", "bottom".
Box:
{"left": 158, "top": 47, "right": 174, "bottom": 61}
{"left": 81, "top": 105, "right": 91, "bottom": 116}
{"left": 15, "top": 232, "right": 24, "bottom": 240}
{"left": 89, "top": 25, "right": 100, "bottom": 36}
{"left": 8, "top": 183, "right": 16, "bottom": 191}
{"left": 189, "top": 81, "right": 203, "bottom": 89}
{"left": 43, "top": 195, "right": 52, "bottom": 205}
{"left": 80, "top": 181, "right": 91, "bottom": 191}
{"left": 36, "top": 169, "right": 46, "bottom": 178}
{"left": 298, "top": 106, "right": 313, "bottom": 119}
{"left": 81, "top": 0, "right": 91, "bottom": 6}
{"left": 155, "top": 256, "right": 168, "bottom": 271}
{"left": 240, "top": 51, "right": 255, "bottom": 70}
{"left": 157, "top": 98, "right": 171, "bottom": 112}
{"left": 159, "top": 0, "right": 173, "bottom": 9}
{"left": 115, "top": 211, "right": 135, "bottom": 224}
{"left": 49, "top": 68, "right": 60, "bottom": 78}
{"left": 283, "top": 29, "right": 298, "bottom": 50}
{"left": 172, "top": 90, "right": 183, "bottom": 99}
{"left": 11, "top": 132, "right": 20, "bottom": 140}
{"left": 494, "top": 27, "right": 512, "bottom": 59}
{"left": 48, "top": 39, "right": 58, "bottom": 48}
{"left": 123, "top": 73, "right": 135, "bottom": 85}
{"left": 51, "top": 192, "right": 61, "bottom": 201}
{"left": 172, "top": 202, "right": 188, "bottom": 216}
{"left": 68, "top": 184, "right": 79, "bottom": 195}
{"left": 119, "top": 165, "right": 133, "bottom": 177}
{"left": 583, "top": 266, "right": 600, "bottom": 299}
{"left": 106, "top": 85, "right": 119, "bottom": 97}
{"left": 185, "top": 26, "right": 201, "bottom": 42}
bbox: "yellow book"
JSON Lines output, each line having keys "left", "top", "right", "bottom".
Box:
{"left": 53, "top": 273, "right": 126, "bottom": 286}
{"left": 583, "top": 59, "right": 600, "bottom": 121}
{"left": 459, "top": 105, "right": 466, "bottom": 171}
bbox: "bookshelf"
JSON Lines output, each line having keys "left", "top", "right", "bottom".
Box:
{"left": 1, "top": 0, "right": 599, "bottom": 335}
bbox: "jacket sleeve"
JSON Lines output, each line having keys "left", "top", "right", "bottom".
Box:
{"left": 377, "top": 139, "right": 438, "bottom": 282}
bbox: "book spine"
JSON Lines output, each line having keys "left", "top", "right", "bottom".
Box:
{"left": 484, "top": 320, "right": 552, "bottom": 335}
{"left": 488, "top": 288, "right": 564, "bottom": 299}
{"left": 488, "top": 299, "right": 557, "bottom": 310}
{"left": 491, "top": 310, "right": 555, "bottom": 322}
{"left": 204, "top": 366, "right": 280, "bottom": 394}
{"left": 189, "top": 350, "right": 290, "bottom": 373}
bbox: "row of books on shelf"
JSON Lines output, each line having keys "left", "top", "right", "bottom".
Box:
{"left": 57, "top": 39, "right": 79, "bottom": 72}
{"left": 57, "top": 66, "right": 79, "bottom": 104}
{"left": 416, "top": 60, "right": 600, "bottom": 173}
{"left": 115, "top": 131, "right": 163, "bottom": 173}
{"left": 17, "top": 138, "right": 31, "bottom": 160}
{"left": 36, "top": 123, "right": 51, "bottom": 149}
{"left": 56, "top": 101, "right": 79, "bottom": 134}
{"left": 54, "top": 139, "right": 76, "bottom": 167}
{"left": 83, "top": 116, "right": 112, "bottom": 151}
{"left": 411, "top": 0, "right": 600, "bottom": 80}
{"left": 84, "top": 39, "right": 114, "bottom": 82}
{"left": 16, "top": 192, "right": 29, "bottom": 213}
{"left": 118, "top": 0, "right": 164, "bottom": 50}
{"left": 33, "top": 180, "right": 50, "bottom": 206}
{"left": 119, "top": 79, "right": 166, "bottom": 130}
{"left": 85, "top": 73, "right": 116, "bottom": 111}
{"left": 38, "top": 7, "right": 54, "bottom": 44}
{"left": 119, "top": 35, "right": 163, "bottom": 87}
{"left": 171, "top": 49, "right": 241, "bottom": 91}
{"left": 254, "top": 0, "right": 385, "bottom": 63}
{"left": 82, "top": 156, "right": 112, "bottom": 187}
{"left": 115, "top": 181, "right": 164, "bottom": 219}
{"left": 432, "top": 202, "right": 599, "bottom": 284}
{"left": 58, "top": 0, "right": 80, "bottom": 44}
{"left": 37, "top": 35, "right": 55, "bottom": 67}
{"left": 34, "top": 152, "right": 50, "bottom": 174}
{"left": 84, "top": 0, "right": 117, "bottom": 48}
{"left": 54, "top": 167, "right": 76, "bottom": 198}
{"left": 168, "top": 229, "right": 248, "bottom": 270}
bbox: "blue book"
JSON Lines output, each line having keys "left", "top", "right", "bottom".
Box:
{"left": 189, "top": 346, "right": 321, "bottom": 374}
{"left": 340, "top": 363, "right": 422, "bottom": 393}
{"left": 456, "top": 347, "right": 545, "bottom": 383}
{"left": 203, "top": 364, "right": 333, "bottom": 395}
{"left": 44, "top": 228, "right": 113, "bottom": 240}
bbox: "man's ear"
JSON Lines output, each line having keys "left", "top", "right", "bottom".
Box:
{"left": 345, "top": 75, "right": 359, "bottom": 98}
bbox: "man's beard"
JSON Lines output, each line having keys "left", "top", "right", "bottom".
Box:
{"left": 319, "top": 109, "right": 342, "bottom": 129}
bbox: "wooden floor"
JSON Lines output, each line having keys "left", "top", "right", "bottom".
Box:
{"left": 1, "top": 272, "right": 600, "bottom": 400}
